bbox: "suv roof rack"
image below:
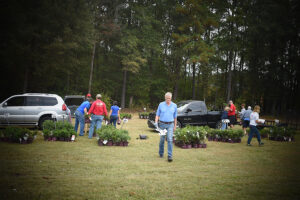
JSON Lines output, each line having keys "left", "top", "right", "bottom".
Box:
{"left": 23, "top": 93, "right": 56, "bottom": 96}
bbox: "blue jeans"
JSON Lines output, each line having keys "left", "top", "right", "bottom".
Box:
{"left": 248, "top": 125, "right": 261, "bottom": 144}
{"left": 89, "top": 115, "right": 104, "bottom": 139}
{"left": 74, "top": 110, "right": 85, "bottom": 136}
{"left": 158, "top": 122, "right": 174, "bottom": 158}
{"left": 110, "top": 115, "right": 118, "bottom": 127}
{"left": 221, "top": 121, "right": 227, "bottom": 130}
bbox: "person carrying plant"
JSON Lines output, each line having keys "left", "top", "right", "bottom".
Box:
{"left": 88, "top": 94, "right": 108, "bottom": 139}
{"left": 74, "top": 97, "right": 93, "bottom": 136}
{"left": 247, "top": 105, "right": 264, "bottom": 146}
{"left": 108, "top": 101, "right": 121, "bottom": 127}
{"left": 154, "top": 92, "right": 177, "bottom": 162}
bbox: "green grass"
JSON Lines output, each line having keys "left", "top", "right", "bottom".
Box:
{"left": 0, "top": 114, "right": 300, "bottom": 200}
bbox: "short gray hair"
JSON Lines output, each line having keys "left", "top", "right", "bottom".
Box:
{"left": 165, "top": 92, "right": 172, "bottom": 98}
{"left": 96, "top": 94, "right": 102, "bottom": 99}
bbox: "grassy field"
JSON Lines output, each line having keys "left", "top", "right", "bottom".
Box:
{"left": 0, "top": 113, "right": 300, "bottom": 200}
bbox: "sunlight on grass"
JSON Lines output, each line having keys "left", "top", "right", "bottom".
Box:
{"left": 0, "top": 113, "right": 300, "bottom": 200}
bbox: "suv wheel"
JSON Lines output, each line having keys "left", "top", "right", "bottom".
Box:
{"left": 215, "top": 120, "right": 222, "bottom": 129}
{"left": 39, "top": 116, "right": 53, "bottom": 130}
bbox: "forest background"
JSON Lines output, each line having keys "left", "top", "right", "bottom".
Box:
{"left": 0, "top": 0, "right": 299, "bottom": 116}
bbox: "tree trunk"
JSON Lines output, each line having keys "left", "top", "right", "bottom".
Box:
{"left": 226, "top": 51, "right": 233, "bottom": 102}
{"left": 23, "top": 66, "right": 29, "bottom": 93}
{"left": 88, "top": 42, "right": 96, "bottom": 94}
{"left": 192, "top": 63, "right": 196, "bottom": 99}
{"left": 129, "top": 96, "right": 133, "bottom": 108}
{"left": 121, "top": 70, "right": 127, "bottom": 108}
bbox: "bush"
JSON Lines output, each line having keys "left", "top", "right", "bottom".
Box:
{"left": 1, "top": 127, "right": 37, "bottom": 143}
{"left": 120, "top": 113, "right": 132, "bottom": 119}
{"left": 174, "top": 125, "right": 207, "bottom": 145}
{"left": 96, "top": 125, "right": 131, "bottom": 143}
{"left": 42, "top": 120, "right": 76, "bottom": 140}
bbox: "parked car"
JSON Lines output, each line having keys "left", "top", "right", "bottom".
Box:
{"left": 0, "top": 93, "right": 71, "bottom": 129}
{"left": 64, "top": 95, "right": 85, "bottom": 118}
{"left": 148, "top": 100, "right": 222, "bottom": 129}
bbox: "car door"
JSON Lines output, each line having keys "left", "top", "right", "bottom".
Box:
{"left": 0, "top": 96, "right": 25, "bottom": 124}
{"left": 23, "top": 96, "right": 43, "bottom": 124}
{"left": 186, "top": 102, "right": 207, "bottom": 126}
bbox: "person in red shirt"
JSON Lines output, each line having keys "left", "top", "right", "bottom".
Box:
{"left": 228, "top": 100, "right": 236, "bottom": 128}
{"left": 88, "top": 94, "right": 107, "bottom": 139}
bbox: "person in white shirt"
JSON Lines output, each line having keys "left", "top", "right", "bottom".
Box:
{"left": 247, "top": 105, "right": 264, "bottom": 146}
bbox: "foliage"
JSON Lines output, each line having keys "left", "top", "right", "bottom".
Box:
{"left": 1, "top": 127, "right": 37, "bottom": 143}
{"left": 174, "top": 125, "right": 208, "bottom": 145}
{"left": 96, "top": 125, "right": 130, "bottom": 143}
{"left": 42, "top": 120, "right": 77, "bottom": 138}
{"left": 120, "top": 113, "right": 132, "bottom": 119}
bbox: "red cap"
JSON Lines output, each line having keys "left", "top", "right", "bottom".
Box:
{"left": 86, "top": 93, "right": 91, "bottom": 97}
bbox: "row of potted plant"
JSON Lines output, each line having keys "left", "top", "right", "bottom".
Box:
{"left": 138, "top": 112, "right": 150, "bottom": 119}
{"left": 42, "top": 120, "right": 77, "bottom": 141}
{"left": 259, "top": 127, "right": 296, "bottom": 142}
{"left": 174, "top": 126, "right": 208, "bottom": 149}
{"left": 96, "top": 125, "right": 131, "bottom": 146}
{"left": 207, "top": 128, "right": 244, "bottom": 143}
{"left": 120, "top": 113, "right": 132, "bottom": 119}
{"left": 0, "top": 127, "right": 38, "bottom": 144}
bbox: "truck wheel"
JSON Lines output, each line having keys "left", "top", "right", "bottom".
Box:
{"left": 215, "top": 120, "right": 222, "bottom": 129}
{"left": 38, "top": 116, "right": 53, "bottom": 130}
{"left": 177, "top": 121, "right": 182, "bottom": 128}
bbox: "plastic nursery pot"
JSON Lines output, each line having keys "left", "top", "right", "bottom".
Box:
{"left": 186, "top": 144, "right": 192, "bottom": 149}
{"left": 98, "top": 140, "right": 103, "bottom": 146}
{"left": 43, "top": 136, "right": 48, "bottom": 141}
{"left": 27, "top": 138, "right": 34, "bottom": 144}
{"left": 200, "top": 144, "right": 207, "bottom": 148}
{"left": 119, "top": 142, "right": 124, "bottom": 146}
{"left": 107, "top": 141, "right": 113, "bottom": 146}
{"left": 47, "top": 137, "right": 52, "bottom": 141}
{"left": 181, "top": 144, "right": 188, "bottom": 149}
{"left": 52, "top": 137, "right": 57, "bottom": 141}
{"left": 123, "top": 141, "right": 129, "bottom": 146}
{"left": 192, "top": 143, "right": 198, "bottom": 148}
{"left": 59, "top": 137, "right": 65, "bottom": 141}
{"left": 228, "top": 139, "right": 234, "bottom": 143}
{"left": 65, "top": 137, "right": 71, "bottom": 142}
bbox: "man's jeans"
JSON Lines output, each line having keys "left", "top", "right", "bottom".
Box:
{"left": 74, "top": 110, "right": 85, "bottom": 136}
{"left": 248, "top": 125, "right": 261, "bottom": 144}
{"left": 89, "top": 115, "right": 104, "bottom": 139}
{"left": 110, "top": 115, "right": 118, "bottom": 127}
{"left": 158, "top": 122, "right": 174, "bottom": 158}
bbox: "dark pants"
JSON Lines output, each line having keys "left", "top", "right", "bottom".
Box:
{"left": 248, "top": 125, "right": 261, "bottom": 144}
{"left": 110, "top": 115, "right": 118, "bottom": 127}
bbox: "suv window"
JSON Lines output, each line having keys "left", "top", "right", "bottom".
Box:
{"left": 25, "top": 96, "right": 58, "bottom": 106}
{"left": 6, "top": 96, "right": 25, "bottom": 106}
{"left": 65, "top": 98, "right": 84, "bottom": 106}
{"left": 188, "top": 102, "right": 206, "bottom": 112}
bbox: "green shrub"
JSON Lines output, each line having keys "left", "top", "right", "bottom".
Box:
{"left": 96, "top": 125, "right": 131, "bottom": 143}
{"left": 120, "top": 113, "right": 132, "bottom": 119}
{"left": 3, "top": 127, "right": 37, "bottom": 143}
{"left": 174, "top": 125, "right": 207, "bottom": 145}
{"left": 43, "top": 120, "right": 55, "bottom": 131}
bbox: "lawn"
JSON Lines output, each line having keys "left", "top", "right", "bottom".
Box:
{"left": 0, "top": 113, "right": 300, "bottom": 200}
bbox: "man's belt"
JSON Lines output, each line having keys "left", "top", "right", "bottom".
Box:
{"left": 159, "top": 121, "right": 174, "bottom": 124}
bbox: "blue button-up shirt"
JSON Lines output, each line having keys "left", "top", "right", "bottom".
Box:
{"left": 156, "top": 101, "right": 177, "bottom": 122}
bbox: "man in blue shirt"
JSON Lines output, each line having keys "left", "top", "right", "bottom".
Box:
{"left": 154, "top": 92, "right": 177, "bottom": 162}
{"left": 74, "top": 98, "right": 93, "bottom": 136}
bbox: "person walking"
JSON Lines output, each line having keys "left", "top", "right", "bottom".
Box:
{"left": 109, "top": 101, "right": 121, "bottom": 128}
{"left": 154, "top": 92, "right": 177, "bottom": 162}
{"left": 241, "top": 106, "right": 252, "bottom": 135}
{"left": 228, "top": 100, "right": 236, "bottom": 128}
{"left": 88, "top": 94, "right": 108, "bottom": 139}
{"left": 221, "top": 106, "right": 230, "bottom": 130}
{"left": 74, "top": 98, "right": 93, "bottom": 136}
{"left": 247, "top": 105, "right": 264, "bottom": 146}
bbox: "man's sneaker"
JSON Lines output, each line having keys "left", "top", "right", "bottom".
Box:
{"left": 159, "top": 154, "right": 163, "bottom": 158}
{"left": 259, "top": 142, "right": 264, "bottom": 146}
{"left": 247, "top": 143, "right": 252, "bottom": 146}
{"left": 168, "top": 157, "right": 173, "bottom": 162}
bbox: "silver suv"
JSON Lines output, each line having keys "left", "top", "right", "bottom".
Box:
{"left": 0, "top": 93, "right": 71, "bottom": 129}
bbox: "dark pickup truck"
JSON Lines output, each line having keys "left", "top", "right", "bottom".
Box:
{"left": 148, "top": 100, "right": 222, "bottom": 129}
